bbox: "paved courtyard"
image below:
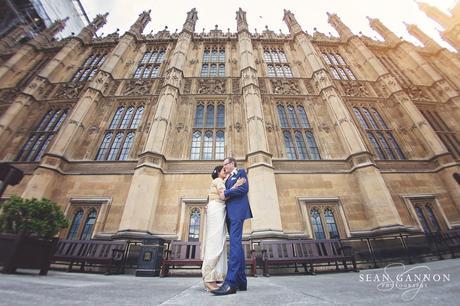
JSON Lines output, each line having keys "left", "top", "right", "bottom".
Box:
{"left": 0, "top": 258, "right": 459, "bottom": 305}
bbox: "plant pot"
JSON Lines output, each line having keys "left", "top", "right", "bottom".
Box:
{"left": 0, "top": 233, "right": 59, "bottom": 275}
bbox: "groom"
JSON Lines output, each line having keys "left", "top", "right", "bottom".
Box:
{"left": 212, "top": 157, "right": 252, "bottom": 295}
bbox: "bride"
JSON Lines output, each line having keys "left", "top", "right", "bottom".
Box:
{"left": 202, "top": 165, "right": 244, "bottom": 291}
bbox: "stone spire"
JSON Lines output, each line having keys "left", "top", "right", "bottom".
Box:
{"left": 128, "top": 10, "right": 151, "bottom": 37}
{"left": 283, "top": 9, "right": 303, "bottom": 35}
{"left": 404, "top": 22, "right": 441, "bottom": 52}
{"left": 182, "top": 8, "right": 198, "bottom": 33}
{"left": 367, "top": 17, "right": 400, "bottom": 45}
{"left": 78, "top": 13, "right": 108, "bottom": 43}
{"left": 28, "top": 18, "right": 68, "bottom": 48}
{"left": 236, "top": 8, "right": 248, "bottom": 32}
{"left": 327, "top": 12, "right": 354, "bottom": 40}
{"left": 417, "top": 1, "right": 453, "bottom": 30}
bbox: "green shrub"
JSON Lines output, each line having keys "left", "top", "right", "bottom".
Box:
{"left": 0, "top": 196, "right": 68, "bottom": 238}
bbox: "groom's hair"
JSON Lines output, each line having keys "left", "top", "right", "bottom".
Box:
{"left": 225, "top": 157, "right": 237, "bottom": 167}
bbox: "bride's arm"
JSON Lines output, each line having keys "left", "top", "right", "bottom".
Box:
{"left": 218, "top": 178, "right": 246, "bottom": 200}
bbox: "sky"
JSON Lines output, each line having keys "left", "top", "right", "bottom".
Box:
{"left": 78, "top": 0, "right": 457, "bottom": 51}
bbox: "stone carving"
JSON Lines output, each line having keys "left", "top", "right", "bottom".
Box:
{"left": 183, "top": 79, "right": 192, "bottom": 94}
{"left": 197, "top": 79, "right": 226, "bottom": 94}
{"left": 270, "top": 79, "right": 300, "bottom": 95}
{"left": 55, "top": 82, "right": 84, "bottom": 99}
{"left": 232, "top": 78, "right": 240, "bottom": 94}
{"left": 123, "top": 79, "right": 152, "bottom": 96}
{"left": 341, "top": 81, "right": 370, "bottom": 97}
{"left": 258, "top": 78, "right": 267, "bottom": 94}
{"left": 403, "top": 85, "right": 430, "bottom": 101}
{"left": 234, "top": 122, "right": 242, "bottom": 132}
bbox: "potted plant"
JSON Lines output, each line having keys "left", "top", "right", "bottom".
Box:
{"left": 0, "top": 196, "right": 68, "bottom": 275}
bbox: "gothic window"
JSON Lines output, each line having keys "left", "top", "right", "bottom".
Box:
{"left": 191, "top": 102, "right": 225, "bottom": 160}
{"left": 303, "top": 202, "right": 345, "bottom": 239}
{"left": 264, "top": 48, "right": 293, "bottom": 78}
{"left": 421, "top": 110, "right": 460, "bottom": 159}
{"left": 352, "top": 106, "right": 405, "bottom": 160}
{"left": 64, "top": 202, "right": 106, "bottom": 240}
{"left": 16, "top": 109, "right": 68, "bottom": 161}
{"left": 376, "top": 53, "right": 409, "bottom": 86}
{"left": 67, "top": 210, "right": 83, "bottom": 239}
{"left": 277, "top": 103, "right": 320, "bottom": 160}
{"left": 411, "top": 198, "right": 445, "bottom": 234}
{"left": 188, "top": 208, "right": 201, "bottom": 241}
{"left": 96, "top": 105, "right": 144, "bottom": 161}
{"left": 80, "top": 209, "right": 97, "bottom": 240}
{"left": 201, "top": 46, "right": 225, "bottom": 77}
{"left": 72, "top": 52, "right": 107, "bottom": 82}
{"left": 321, "top": 50, "right": 356, "bottom": 80}
{"left": 133, "top": 48, "right": 165, "bottom": 78}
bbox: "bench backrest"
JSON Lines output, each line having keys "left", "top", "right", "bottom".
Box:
{"left": 261, "top": 239, "right": 344, "bottom": 260}
{"left": 54, "top": 239, "right": 127, "bottom": 260}
{"left": 168, "top": 241, "right": 201, "bottom": 260}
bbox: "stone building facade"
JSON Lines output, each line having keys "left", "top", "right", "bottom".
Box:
{"left": 0, "top": 4, "right": 459, "bottom": 243}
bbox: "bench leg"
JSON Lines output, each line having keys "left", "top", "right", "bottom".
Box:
{"left": 309, "top": 263, "right": 316, "bottom": 275}
{"left": 342, "top": 260, "right": 348, "bottom": 271}
{"left": 160, "top": 264, "right": 169, "bottom": 277}
{"left": 303, "top": 264, "right": 309, "bottom": 275}
{"left": 334, "top": 260, "right": 339, "bottom": 271}
{"left": 68, "top": 261, "right": 74, "bottom": 272}
{"left": 251, "top": 262, "right": 256, "bottom": 277}
{"left": 352, "top": 258, "right": 359, "bottom": 272}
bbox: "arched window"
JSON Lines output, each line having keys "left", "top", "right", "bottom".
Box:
{"left": 96, "top": 133, "right": 113, "bottom": 160}
{"left": 205, "top": 105, "right": 214, "bottom": 128}
{"left": 133, "top": 48, "right": 165, "bottom": 79}
{"left": 216, "top": 105, "right": 225, "bottom": 128}
{"left": 277, "top": 105, "right": 288, "bottom": 128}
{"left": 295, "top": 131, "right": 308, "bottom": 159}
{"left": 67, "top": 210, "right": 83, "bottom": 239}
{"left": 324, "top": 209, "right": 339, "bottom": 239}
{"left": 353, "top": 106, "right": 405, "bottom": 160}
{"left": 421, "top": 109, "right": 460, "bottom": 159}
{"left": 16, "top": 109, "right": 68, "bottom": 161}
{"left": 297, "top": 106, "right": 310, "bottom": 128}
{"left": 191, "top": 103, "right": 225, "bottom": 159}
{"left": 321, "top": 50, "right": 356, "bottom": 80}
{"left": 310, "top": 209, "right": 326, "bottom": 240}
{"left": 265, "top": 48, "right": 293, "bottom": 77}
{"left": 194, "top": 105, "right": 204, "bottom": 128}
{"left": 201, "top": 46, "right": 225, "bottom": 77}
{"left": 96, "top": 106, "right": 144, "bottom": 160}
{"left": 80, "top": 210, "right": 97, "bottom": 240}
{"left": 109, "top": 107, "right": 124, "bottom": 129}
{"left": 191, "top": 131, "right": 202, "bottom": 160}
{"left": 119, "top": 132, "right": 135, "bottom": 160}
{"left": 283, "top": 131, "right": 296, "bottom": 160}
{"left": 277, "top": 104, "right": 321, "bottom": 160}
{"left": 72, "top": 52, "right": 107, "bottom": 82}
{"left": 203, "top": 131, "right": 213, "bottom": 160}
{"left": 188, "top": 208, "right": 201, "bottom": 241}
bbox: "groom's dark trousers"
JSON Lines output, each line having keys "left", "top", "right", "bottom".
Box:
{"left": 224, "top": 168, "right": 252, "bottom": 288}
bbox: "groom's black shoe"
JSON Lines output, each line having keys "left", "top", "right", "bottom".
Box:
{"left": 238, "top": 283, "right": 247, "bottom": 291}
{"left": 211, "top": 283, "right": 236, "bottom": 295}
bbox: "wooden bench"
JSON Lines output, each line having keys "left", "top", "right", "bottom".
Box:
{"left": 260, "top": 239, "right": 358, "bottom": 276}
{"left": 160, "top": 241, "right": 202, "bottom": 277}
{"left": 441, "top": 228, "right": 460, "bottom": 258}
{"left": 160, "top": 240, "right": 257, "bottom": 277}
{"left": 53, "top": 239, "right": 127, "bottom": 274}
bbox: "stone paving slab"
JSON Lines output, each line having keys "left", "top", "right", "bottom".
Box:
{"left": 1, "top": 259, "right": 459, "bottom": 305}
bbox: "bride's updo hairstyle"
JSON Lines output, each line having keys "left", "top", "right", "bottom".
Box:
{"left": 212, "top": 165, "right": 224, "bottom": 179}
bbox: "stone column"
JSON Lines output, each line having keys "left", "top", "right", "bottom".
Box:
{"left": 330, "top": 14, "right": 459, "bottom": 212}
{"left": 117, "top": 9, "right": 198, "bottom": 237}
{"left": 405, "top": 22, "right": 460, "bottom": 90}
{"left": 418, "top": 2, "right": 460, "bottom": 51}
{"left": 21, "top": 12, "right": 153, "bottom": 200}
{"left": 0, "top": 23, "right": 33, "bottom": 53}
{"left": 236, "top": 8, "right": 283, "bottom": 238}
{"left": 0, "top": 19, "right": 69, "bottom": 151}
{"left": 285, "top": 10, "right": 403, "bottom": 232}
{"left": 0, "top": 19, "right": 67, "bottom": 84}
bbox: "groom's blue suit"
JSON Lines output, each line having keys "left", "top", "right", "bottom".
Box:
{"left": 224, "top": 168, "right": 252, "bottom": 289}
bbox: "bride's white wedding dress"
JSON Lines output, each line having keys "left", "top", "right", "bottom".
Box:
{"left": 201, "top": 177, "right": 227, "bottom": 283}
